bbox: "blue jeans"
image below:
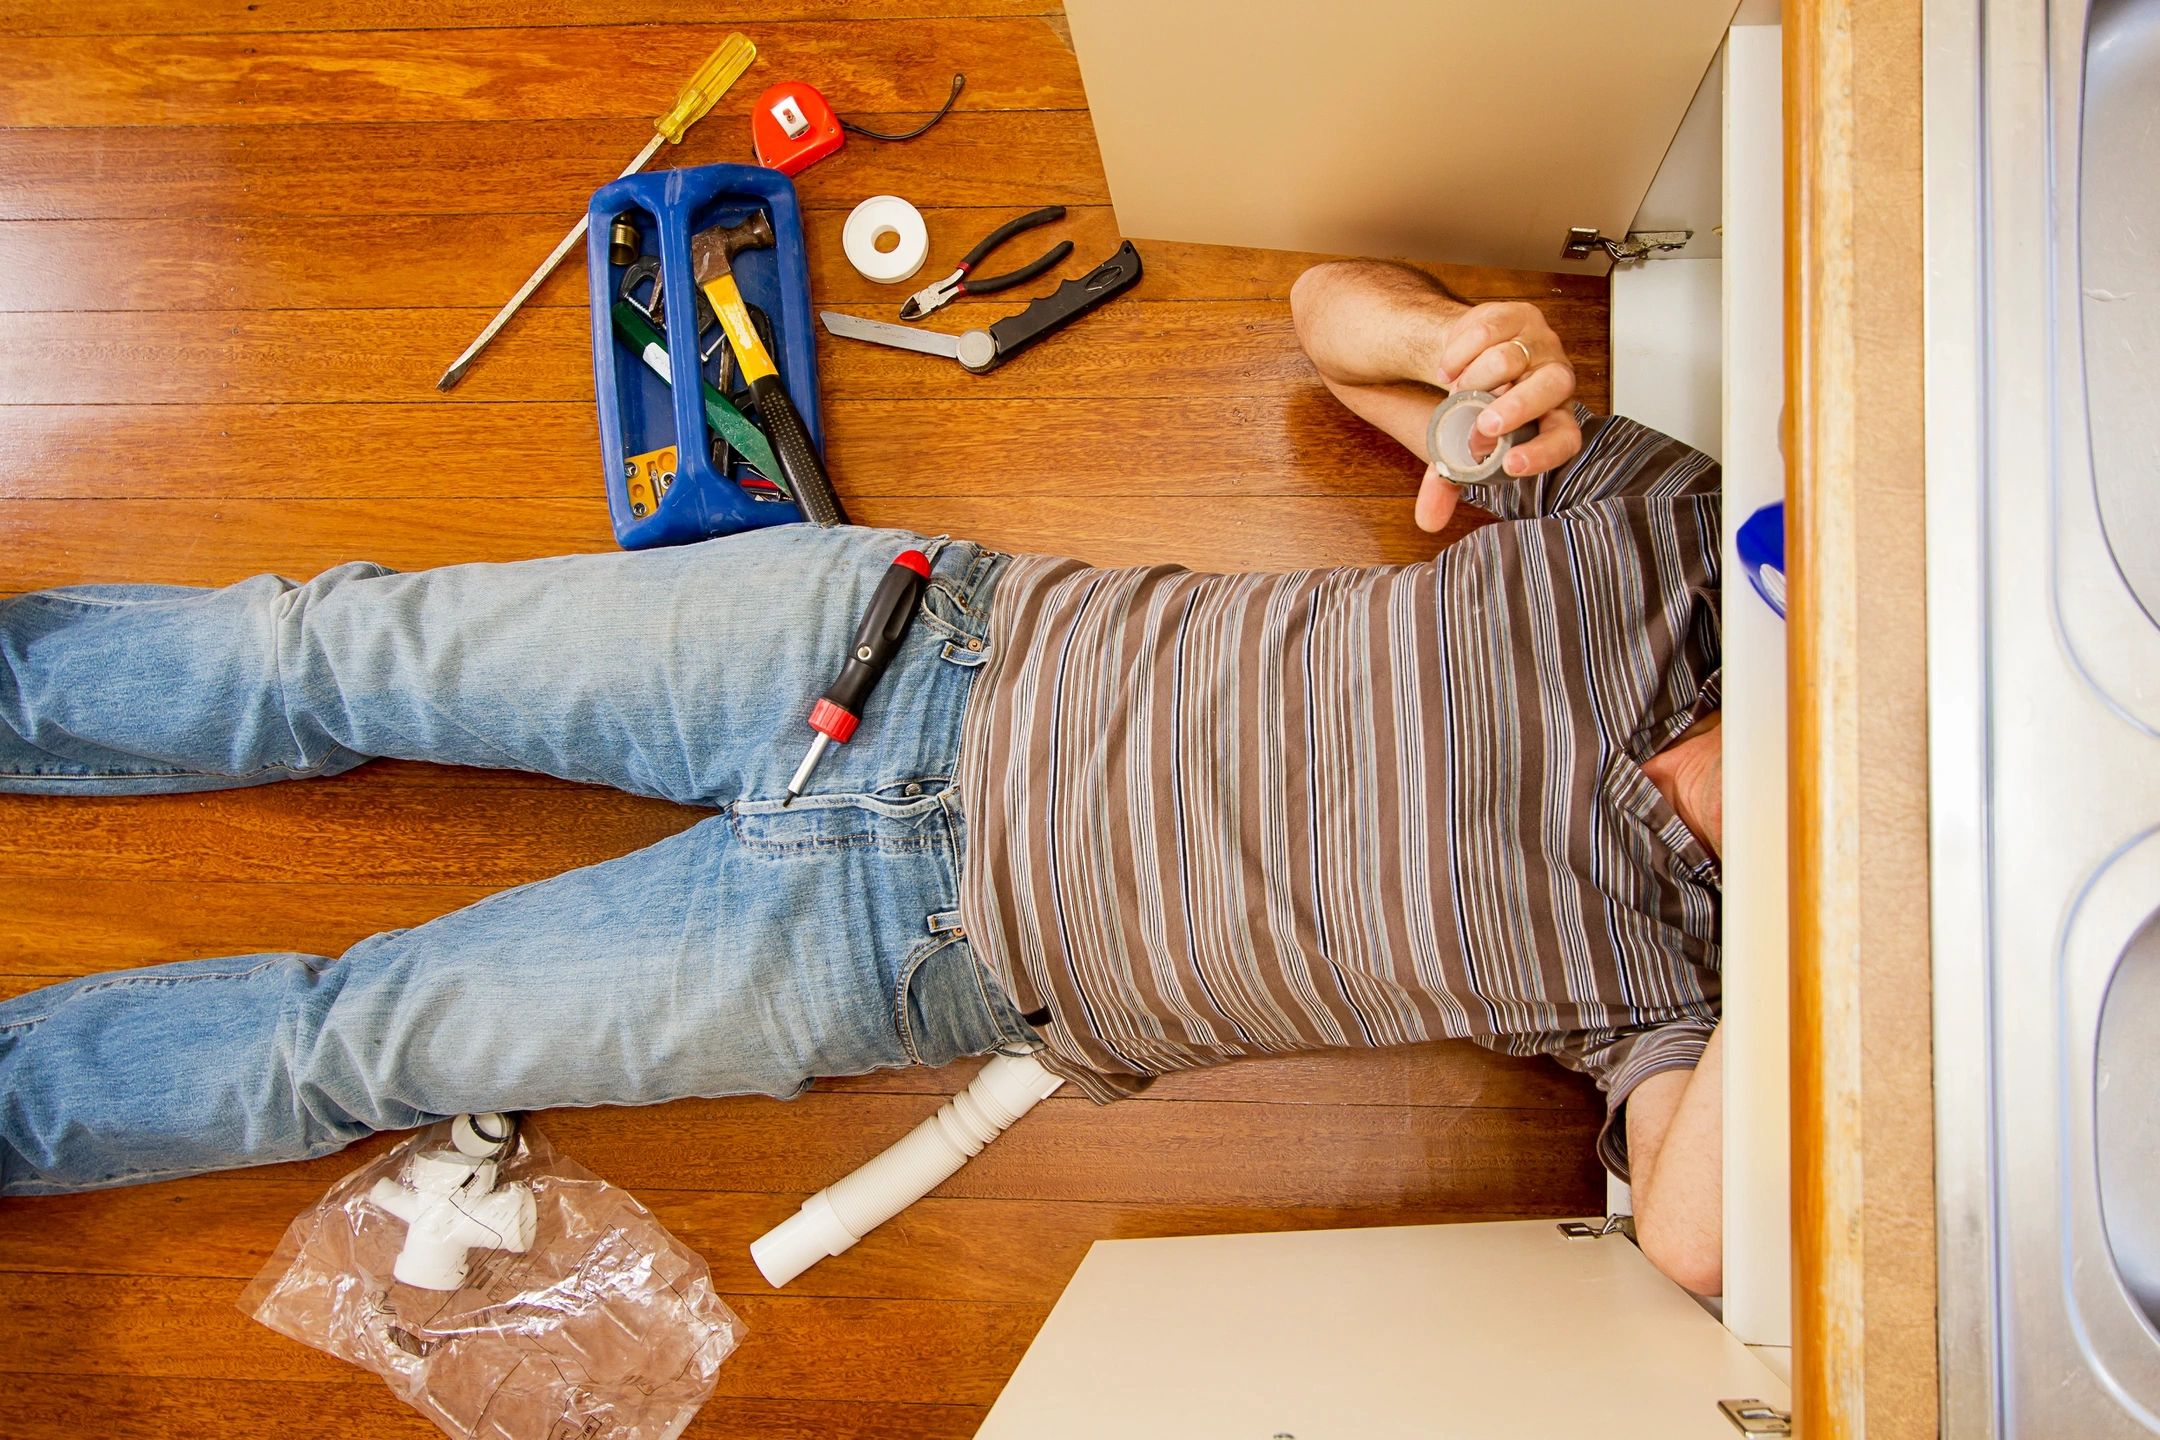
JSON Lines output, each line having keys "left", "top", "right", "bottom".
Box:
{"left": 0, "top": 527, "right": 1039, "bottom": 1195}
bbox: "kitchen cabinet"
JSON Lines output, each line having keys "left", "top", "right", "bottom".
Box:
{"left": 970, "top": 15, "right": 1804, "bottom": 1437}
{"left": 1062, "top": 0, "right": 1743, "bottom": 274}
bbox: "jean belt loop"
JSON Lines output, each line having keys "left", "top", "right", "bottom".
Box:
{"left": 960, "top": 550, "right": 1008, "bottom": 641}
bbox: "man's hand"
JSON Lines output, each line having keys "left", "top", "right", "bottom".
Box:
{"left": 1289, "top": 262, "right": 1583, "bottom": 533}
{"left": 1434, "top": 301, "right": 1583, "bottom": 467}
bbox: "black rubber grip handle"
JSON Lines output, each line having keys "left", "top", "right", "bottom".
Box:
{"left": 982, "top": 241, "right": 1143, "bottom": 371}
{"left": 822, "top": 560, "right": 927, "bottom": 717}
{"left": 962, "top": 205, "right": 1066, "bottom": 270}
{"left": 750, "top": 373, "right": 849, "bottom": 527}
{"left": 968, "top": 238, "right": 1074, "bottom": 296}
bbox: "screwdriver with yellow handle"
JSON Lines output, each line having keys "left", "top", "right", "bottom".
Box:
{"left": 436, "top": 33, "right": 757, "bottom": 392}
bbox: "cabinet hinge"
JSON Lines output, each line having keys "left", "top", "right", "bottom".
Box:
{"left": 1555, "top": 1214, "right": 1634, "bottom": 1241}
{"left": 1718, "top": 1398, "right": 1794, "bottom": 1436}
{"left": 1561, "top": 226, "right": 1694, "bottom": 263}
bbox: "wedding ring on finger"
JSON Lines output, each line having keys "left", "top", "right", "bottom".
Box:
{"left": 1507, "top": 337, "right": 1534, "bottom": 373}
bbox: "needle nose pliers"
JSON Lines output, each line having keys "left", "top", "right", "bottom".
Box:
{"left": 899, "top": 205, "right": 1075, "bottom": 321}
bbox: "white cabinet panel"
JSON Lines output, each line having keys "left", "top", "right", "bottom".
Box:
{"left": 1613, "top": 258, "right": 1724, "bottom": 456}
{"left": 977, "top": 1219, "right": 1788, "bottom": 1439}
{"left": 1717, "top": 19, "right": 1792, "bottom": 1351}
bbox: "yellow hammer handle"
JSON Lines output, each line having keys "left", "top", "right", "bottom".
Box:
{"left": 698, "top": 274, "right": 779, "bottom": 383}
{"left": 694, "top": 272, "right": 846, "bottom": 526}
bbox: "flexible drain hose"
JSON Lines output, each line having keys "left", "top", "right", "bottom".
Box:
{"left": 751, "top": 1053, "right": 1065, "bottom": 1287}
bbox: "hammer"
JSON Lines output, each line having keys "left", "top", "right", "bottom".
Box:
{"left": 692, "top": 214, "right": 849, "bottom": 527}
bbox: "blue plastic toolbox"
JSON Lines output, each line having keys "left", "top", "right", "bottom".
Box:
{"left": 585, "top": 164, "right": 823, "bottom": 549}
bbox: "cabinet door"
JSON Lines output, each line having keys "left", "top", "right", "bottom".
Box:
{"left": 975, "top": 1217, "right": 1789, "bottom": 1439}
{"left": 1063, "top": 0, "right": 1740, "bottom": 274}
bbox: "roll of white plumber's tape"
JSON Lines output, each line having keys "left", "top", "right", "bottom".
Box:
{"left": 1426, "top": 389, "right": 1515, "bottom": 483}
{"left": 842, "top": 195, "right": 930, "bottom": 284}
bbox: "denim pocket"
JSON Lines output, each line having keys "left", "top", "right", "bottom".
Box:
{"left": 728, "top": 790, "right": 948, "bottom": 855}
{"left": 893, "top": 935, "right": 1010, "bottom": 1068}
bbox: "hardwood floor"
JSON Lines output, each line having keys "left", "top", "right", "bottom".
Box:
{"left": 0, "top": 4, "right": 1611, "bottom": 1434}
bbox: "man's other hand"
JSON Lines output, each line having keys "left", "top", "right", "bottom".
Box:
{"left": 1432, "top": 299, "right": 1582, "bottom": 457}
{"left": 1415, "top": 300, "right": 1581, "bottom": 531}
{"left": 1289, "top": 263, "right": 1584, "bottom": 535}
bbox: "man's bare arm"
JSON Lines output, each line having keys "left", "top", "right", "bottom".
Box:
{"left": 1288, "top": 260, "right": 1585, "bottom": 531}
{"left": 1623, "top": 1026, "right": 1725, "bottom": 1296}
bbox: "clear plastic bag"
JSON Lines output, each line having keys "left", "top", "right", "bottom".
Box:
{"left": 241, "top": 1115, "right": 742, "bottom": 1440}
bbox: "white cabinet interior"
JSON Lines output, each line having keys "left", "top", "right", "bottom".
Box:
{"left": 1606, "top": 17, "right": 1789, "bottom": 1351}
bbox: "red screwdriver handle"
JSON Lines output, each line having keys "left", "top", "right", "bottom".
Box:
{"left": 808, "top": 550, "right": 932, "bottom": 743}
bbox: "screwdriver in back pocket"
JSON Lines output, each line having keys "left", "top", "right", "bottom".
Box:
{"left": 783, "top": 550, "right": 934, "bottom": 806}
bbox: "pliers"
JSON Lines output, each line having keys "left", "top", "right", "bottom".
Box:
{"left": 900, "top": 205, "right": 1075, "bottom": 321}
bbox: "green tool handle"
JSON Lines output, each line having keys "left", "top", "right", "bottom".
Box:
{"left": 748, "top": 374, "right": 849, "bottom": 528}
{"left": 609, "top": 301, "right": 783, "bottom": 487}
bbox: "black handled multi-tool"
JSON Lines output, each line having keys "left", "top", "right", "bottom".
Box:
{"left": 819, "top": 241, "right": 1144, "bottom": 374}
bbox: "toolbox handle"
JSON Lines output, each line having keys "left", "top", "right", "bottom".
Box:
{"left": 984, "top": 241, "right": 1143, "bottom": 369}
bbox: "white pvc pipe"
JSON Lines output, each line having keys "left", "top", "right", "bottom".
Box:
{"left": 369, "top": 1151, "right": 537, "bottom": 1290}
{"left": 751, "top": 1053, "right": 1065, "bottom": 1287}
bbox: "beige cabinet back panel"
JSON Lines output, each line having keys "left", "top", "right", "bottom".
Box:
{"left": 976, "top": 1219, "right": 1788, "bottom": 1438}
{"left": 1064, "top": 0, "right": 1741, "bottom": 274}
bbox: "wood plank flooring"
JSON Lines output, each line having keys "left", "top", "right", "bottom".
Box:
{"left": 0, "top": 4, "right": 1612, "bottom": 1434}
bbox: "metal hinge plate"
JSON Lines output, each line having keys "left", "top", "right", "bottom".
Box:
{"left": 1555, "top": 1215, "right": 1634, "bottom": 1241}
{"left": 1718, "top": 1398, "right": 1794, "bottom": 1436}
{"left": 1561, "top": 226, "right": 1694, "bottom": 263}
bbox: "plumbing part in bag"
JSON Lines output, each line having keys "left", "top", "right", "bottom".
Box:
{"left": 752, "top": 1053, "right": 1065, "bottom": 1287}
{"left": 842, "top": 195, "right": 931, "bottom": 283}
{"left": 450, "top": 1111, "right": 516, "bottom": 1158}
{"left": 367, "top": 1113, "right": 537, "bottom": 1290}
{"left": 245, "top": 1116, "right": 743, "bottom": 1440}
{"left": 1425, "top": 389, "right": 1538, "bottom": 483}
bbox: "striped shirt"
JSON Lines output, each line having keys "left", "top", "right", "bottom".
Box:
{"left": 955, "top": 412, "right": 1722, "bottom": 1177}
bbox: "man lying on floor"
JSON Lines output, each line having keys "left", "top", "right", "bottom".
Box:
{"left": 0, "top": 259, "right": 1726, "bottom": 1296}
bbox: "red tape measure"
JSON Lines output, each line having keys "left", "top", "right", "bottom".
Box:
{"left": 751, "top": 82, "right": 845, "bottom": 176}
